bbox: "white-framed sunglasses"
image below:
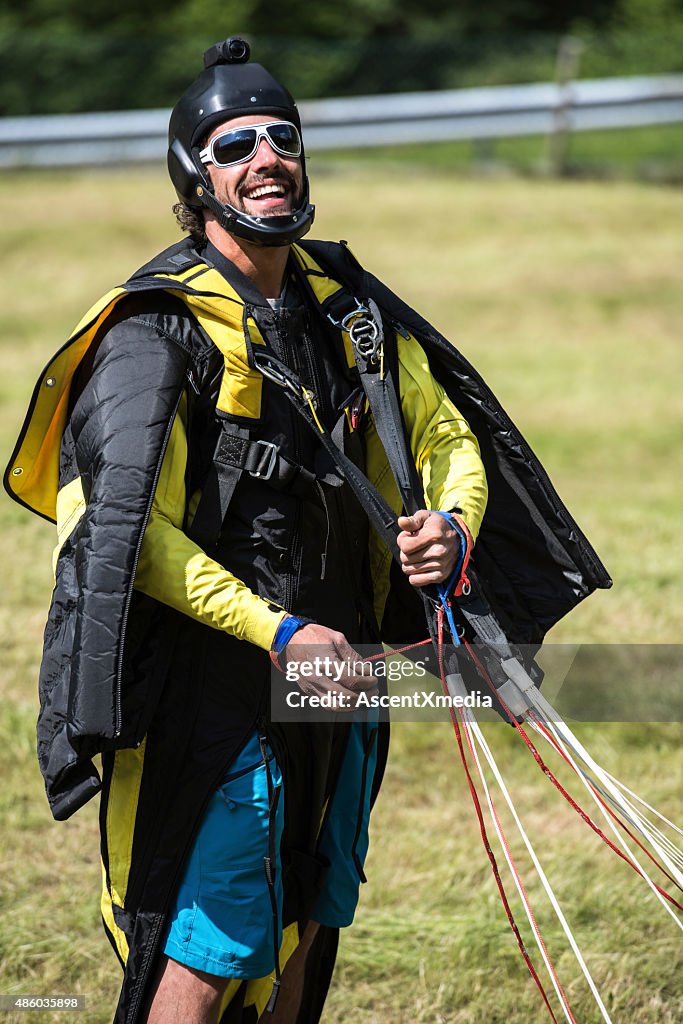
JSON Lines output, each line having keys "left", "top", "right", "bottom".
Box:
{"left": 199, "top": 121, "right": 302, "bottom": 167}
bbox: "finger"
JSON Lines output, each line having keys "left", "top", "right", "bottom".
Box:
{"left": 332, "top": 640, "right": 377, "bottom": 687}
{"left": 397, "top": 510, "right": 430, "bottom": 534}
{"left": 397, "top": 533, "right": 429, "bottom": 556}
{"left": 399, "top": 542, "right": 450, "bottom": 565}
{"left": 397, "top": 511, "right": 457, "bottom": 550}
{"left": 284, "top": 634, "right": 375, "bottom": 688}
{"left": 397, "top": 533, "right": 440, "bottom": 562}
{"left": 397, "top": 525, "right": 452, "bottom": 558}
{"left": 406, "top": 569, "right": 450, "bottom": 587}
{"left": 402, "top": 560, "right": 445, "bottom": 576}
{"left": 289, "top": 655, "right": 375, "bottom": 690}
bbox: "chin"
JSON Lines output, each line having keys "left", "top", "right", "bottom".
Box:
{"left": 251, "top": 201, "right": 295, "bottom": 217}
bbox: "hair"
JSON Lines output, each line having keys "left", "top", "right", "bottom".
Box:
{"left": 172, "top": 201, "right": 207, "bottom": 245}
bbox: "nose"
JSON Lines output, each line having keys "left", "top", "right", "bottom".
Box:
{"left": 250, "top": 135, "right": 281, "bottom": 172}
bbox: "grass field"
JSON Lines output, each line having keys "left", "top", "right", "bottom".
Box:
{"left": 0, "top": 165, "right": 681, "bottom": 1023}
{"left": 312, "top": 123, "right": 683, "bottom": 183}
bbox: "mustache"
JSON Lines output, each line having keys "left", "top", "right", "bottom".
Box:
{"left": 238, "top": 167, "right": 301, "bottom": 199}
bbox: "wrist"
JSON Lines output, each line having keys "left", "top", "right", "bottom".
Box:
{"left": 433, "top": 509, "right": 474, "bottom": 597}
{"left": 270, "top": 615, "right": 305, "bottom": 671}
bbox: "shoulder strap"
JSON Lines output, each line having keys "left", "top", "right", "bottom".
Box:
{"left": 186, "top": 421, "right": 249, "bottom": 551}
{"left": 291, "top": 246, "right": 424, "bottom": 517}
{"left": 325, "top": 292, "right": 425, "bottom": 517}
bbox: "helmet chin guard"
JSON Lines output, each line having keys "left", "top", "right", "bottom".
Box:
{"left": 167, "top": 37, "right": 315, "bottom": 247}
{"left": 195, "top": 184, "right": 315, "bottom": 248}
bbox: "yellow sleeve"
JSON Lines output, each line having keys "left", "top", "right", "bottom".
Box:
{"left": 135, "top": 394, "right": 287, "bottom": 650}
{"left": 397, "top": 333, "right": 488, "bottom": 539}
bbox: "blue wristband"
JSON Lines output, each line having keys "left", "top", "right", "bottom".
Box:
{"left": 431, "top": 509, "right": 458, "bottom": 530}
{"left": 272, "top": 615, "right": 305, "bottom": 655}
{"left": 432, "top": 509, "right": 469, "bottom": 609}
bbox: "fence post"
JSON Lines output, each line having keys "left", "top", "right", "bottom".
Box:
{"left": 545, "top": 35, "right": 584, "bottom": 176}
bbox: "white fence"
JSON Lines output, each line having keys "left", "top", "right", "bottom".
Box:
{"left": 0, "top": 75, "right": 681, "bottom": 168}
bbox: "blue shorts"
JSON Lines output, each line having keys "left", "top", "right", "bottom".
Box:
{"left": 163, "top": 733, "right": 284, "bottom": 978}
{"left": 312, "top": 721, "right": 378, "bottom": 928}
{"left": 163, "top": 723, "right": 377, "bottom": 977}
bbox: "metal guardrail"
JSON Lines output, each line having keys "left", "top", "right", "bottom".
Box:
{"left": 0, "top": 75, "right": 681, "bottom": 168}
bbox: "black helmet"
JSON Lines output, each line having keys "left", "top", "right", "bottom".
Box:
{"left": 168, "top": 37, "right": 315, "bottom": 247}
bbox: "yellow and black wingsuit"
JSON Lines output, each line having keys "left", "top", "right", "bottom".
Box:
{"left": 5, "top": 238, "right": 610, "bottom": 1023}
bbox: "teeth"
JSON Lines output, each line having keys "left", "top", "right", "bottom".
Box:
{"left": 247, "top": 184, "right": 285, "bottom": 199}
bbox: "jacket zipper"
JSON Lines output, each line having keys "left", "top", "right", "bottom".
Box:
{"left": 299, "top": 314, "right": 337, "bottom": 582}
{"left": 274, "top": 313, "right": 304, "bottom": 611}
{"left": 314, "top": 481, "right": 330, "bottom": 580}
{"left": 113, "top": 371, "right": 189, "bottom": 737}
{"left": 303, "top": 320, "right": 371, "bottom": 613}
{"left": 186, "top": 368, "right": 200, "bottom": 396}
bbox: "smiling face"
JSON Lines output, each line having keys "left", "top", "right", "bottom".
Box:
{"left": 203, "top": 114, "right": 304, "bottom": 220}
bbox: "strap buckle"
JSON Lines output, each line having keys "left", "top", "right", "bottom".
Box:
{"left": 329, "top": 298, "right": 384, "bottom": 366}
{"left": 248, "top": 440, "right": 278, "bottom": 480}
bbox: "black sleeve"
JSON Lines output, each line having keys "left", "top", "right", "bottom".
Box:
{"left": 38, "top": 314, "right": 190, "bottom": 820}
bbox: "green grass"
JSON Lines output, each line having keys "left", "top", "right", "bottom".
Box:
{"left": 310, "top": 123, "right": 683, "bottom": 183}
{"left": 0, "top": 167, "right": 681, "bottom": 1022}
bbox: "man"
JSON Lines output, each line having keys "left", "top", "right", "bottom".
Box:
{"left": 4, "top": 35, "right": 609, "bottom": 1024}
{"left": 139, "top": 37, "right": 486, "bottom": 1024}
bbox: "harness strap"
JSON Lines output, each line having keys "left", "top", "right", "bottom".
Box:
{"left": 189, "top": 418, "right": 347, "bottom": 550}
{"left": 323, "top": 292, "right": 450, "bottom": 654}
{"left": 310, "top": 285, "right": 425, "bottom": 518}
{"left": 187, "top": 422, "right": 246, "bottom": 550}
{"left": 253, "top": 349, "right": 401, "bottom": 561}
{"left": 214, "top": 427, "right": 323, "bottom": 494}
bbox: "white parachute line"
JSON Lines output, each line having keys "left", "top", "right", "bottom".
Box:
{"left": 528, "top": 712, "right": 683, "bottom": 929}
{"left": 526, "top": 719, "right": 683, "bottom": 870}
{"left": 455, "top": 701, "right": 612, "bottom": 1024}
{"left": 522, "top": 689, "right": 683, "bottom": 890}
{"left": 458, "top": 710, "right": 576, "bottom": 1024}
{"left": 552, "top": 739, "right": 683, "bottom": 894}
{"left": 585, "top": 781, "right": 683, "bottom": 871}
{"left": 542, "top": 738, "right": 683, "bottom": 870}
{"left": 537, "top": 717, "right": 683, "bottom": 891}
{"left": 527, "top": 716, "right": 683, "bottom": 932}
{"left": 525, "top": 694, "right": 683, "bottom": 893}
{"left": 542, "top": 719, "right": 683, "bottom": 931}
{"left": 562, "top": 767, "right": 683, "bottom": 866}
{"left": 599, "top": 768, "right": 683, "bottom": 842}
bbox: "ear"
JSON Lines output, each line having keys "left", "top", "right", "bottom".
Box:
{"left": 167, "top": 139, "right": 212, "bottom": 209}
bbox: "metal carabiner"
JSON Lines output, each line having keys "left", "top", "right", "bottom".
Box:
{"left": 326, "top": 298, "right": 368, "bottom": 330}
{"left": 253, "top": 352, "right": 290, "bottom": 388}
{"left": 253, "top": 351, "right": 318, "bottom": 409}
{"left": 254, "top": 352, "right": 300, "bottom": 393}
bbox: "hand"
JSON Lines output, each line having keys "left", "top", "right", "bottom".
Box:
{"left": 396, "top": 510, "right": 461, "bottom": 588}
{"left": 283, "top": 623, "right": 377, "bottom": 711}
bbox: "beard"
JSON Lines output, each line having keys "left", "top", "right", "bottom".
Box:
{"left": 227, "top": 165, "right": 303, "bottom": 216}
